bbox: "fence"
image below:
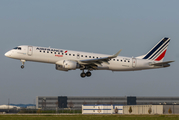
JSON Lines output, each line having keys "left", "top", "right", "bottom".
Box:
{"left": 0, "top": 108, "right": 82, "bottom": 114}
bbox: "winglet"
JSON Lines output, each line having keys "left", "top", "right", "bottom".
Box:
{"left": 109, "top": 49, "right": 122, "bottom": 58}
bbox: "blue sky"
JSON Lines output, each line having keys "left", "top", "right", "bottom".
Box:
{"left": 0, "top": 0, "right": 179, "bottom": 104}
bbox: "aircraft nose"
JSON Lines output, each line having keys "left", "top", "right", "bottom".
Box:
{"left": 5, "top": 51, "right": 11, "bottom": 57}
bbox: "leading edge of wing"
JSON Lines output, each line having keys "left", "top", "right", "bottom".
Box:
{"left": 78, "top": 49, "right": 122, "bottom": 65}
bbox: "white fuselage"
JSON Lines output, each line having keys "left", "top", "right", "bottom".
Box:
{"left": 5, "top": 45, "right": 162, "bottom": 71}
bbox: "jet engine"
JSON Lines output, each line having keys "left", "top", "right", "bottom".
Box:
{"left": 55, "top": 60, "right": 80, "bottom": 71}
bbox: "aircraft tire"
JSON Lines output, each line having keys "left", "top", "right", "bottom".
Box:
{"left": 86, "top": 72, "right": 91, "bottom": 77}
{"left": 80, "top": 73, "right": 86, "bottom": 78}
{"left": 21, "top": 65, "right": 24, "bottom": 69}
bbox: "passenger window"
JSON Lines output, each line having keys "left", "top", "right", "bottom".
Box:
{"left": 58, "top": 52, "right": 60, "bottom": 54}
{"left": 73, "top": 54, "right": 75, "bottom": 56}
{"left": 51, "top": 52, "right": 53, "bottom": 54}
{"left": 85, "top": 56, "right": 87, "bottom": 58}
{"left": 62, "top": 53, "right": 63, "bottom": 55}
{"left": 93, "top": 56, "right": 95, "bottom": 58}
{"left": 89, "top": 56, "right": 91, "bottom": 58}
{"left": 117, "top": 59, "right": 119, "bottom": 61}
{"left": 69, "top": 54, "right": 71, "bottom": 56}
{"left": 128, "top": 61, "right": 130, "bottom": 62}
{"left": 96, "top": 57, "right": 98, "bottom": 59}
{"left": 81, "top": 55, "right": 83, "bottom": 57}
{"left": 40, "top": 51, "right": 41, "bottom": 52}
{"left": 77, "top": 54, "right": 79, "bottom": 56}
{"left": 43, "top": 51, "right": 45, "bottom": 53}
{"left": 65, "top": 53, "right": 67, "bottom": 55}
{"left": 121, "top": 60, "right": 122, "bottom": 62}
{"left": 54, "top": 52, "right": 56, "bottom": 54}
{"left": 124, "top": 60, "right": 126, "bottom": 62}
{"left": 47, "top": 51, "right": 49, "bottom": 53}
{"left": 113, "top": 59, "right": 115, "bottom": 61}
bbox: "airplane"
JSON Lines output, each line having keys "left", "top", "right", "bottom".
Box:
{"left": 5, "top": 37, "right": 174, "bottom": 78}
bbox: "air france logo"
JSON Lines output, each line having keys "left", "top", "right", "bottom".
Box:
{"left": 36, "top": 47, "right": 63, "bottom": 52}
{"left": 36, "top": 47, "right": 67, "bottom": 57}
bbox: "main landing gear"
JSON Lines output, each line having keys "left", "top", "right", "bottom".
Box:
{"left": 80, "top": 70, "right": 92, "bottom": 78}
{"left": 20, "top": 60, "right": 26, "bottom": 69}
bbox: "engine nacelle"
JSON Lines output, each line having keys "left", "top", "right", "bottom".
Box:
{"left": 63, "top": 60, "right": 78, "bottom": 70}
{"left": 55, "top": 60, "right": 79, "bottom": 71}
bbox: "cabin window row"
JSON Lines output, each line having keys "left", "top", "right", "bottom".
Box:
{"left": 39, "top": 50, "right": 130, "bottom": 62}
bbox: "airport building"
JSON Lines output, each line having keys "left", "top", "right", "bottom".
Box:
{"left": 82, "top": 104, "right": 179, "bottom": 114}
{"left": 36, "top": 96, "right": 179, "bottom": 110}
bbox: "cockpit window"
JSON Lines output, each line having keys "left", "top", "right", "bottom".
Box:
{"left": 13, "top": 47, "right": 21, "bottom": 50}
{"left": 18, "top": 47, "right": 21, "bottom": 50}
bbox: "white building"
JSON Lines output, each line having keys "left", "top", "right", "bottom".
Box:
{"left": 82, "top": 105, "right": 123, "bottom": 114}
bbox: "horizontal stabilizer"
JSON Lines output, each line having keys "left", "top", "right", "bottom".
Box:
{"left": 150, "top": 61, "right": 174, "bottom": 67}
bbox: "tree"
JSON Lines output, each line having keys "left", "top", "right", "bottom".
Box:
{"left": 168, "top": 108, "right": 172, "bottom": 114}
{"left": 148, "top": 107, "right": 152, "bottom": 114}
{"left": 115, "top": 107, "right": 118, "bottom": 114}
{"left": 128, "top": 106, "right": 132, "bottom": 113}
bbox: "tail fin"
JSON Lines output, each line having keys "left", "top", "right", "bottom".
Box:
{"left": 138, "top": 37, "right": 170, "bottom": 62}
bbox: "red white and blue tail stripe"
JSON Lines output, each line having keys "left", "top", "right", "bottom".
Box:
{"left": 142, "top": 37, "right": 170, "bottom": 62}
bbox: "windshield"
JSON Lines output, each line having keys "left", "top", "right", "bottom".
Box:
{"left": 13, "top": 47, "right": 21, "bottom": 50}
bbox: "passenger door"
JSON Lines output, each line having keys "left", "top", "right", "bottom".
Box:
{"left": 27, "top": 46, "right": 33, "bottom": 56}
{"left": 132, "top": 58, "right": 136, "bottom": 68}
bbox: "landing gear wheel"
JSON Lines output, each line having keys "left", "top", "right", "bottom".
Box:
{"left": 86, "top": 72, "right": 92, "bottom": 77}
{"left": 20, "top": 60, "right": 26, "bottom": 69}
{"left": 21, "top": 65, "right": 24, "bottom": 69}
{"left": 80, "top": 73, "right": 86, "bottom": 78}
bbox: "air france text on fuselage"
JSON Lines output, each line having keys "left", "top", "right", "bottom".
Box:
{"left": 36, "top": 47, "right": 64, "bottom": 53}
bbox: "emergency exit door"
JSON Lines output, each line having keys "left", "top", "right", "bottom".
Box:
{"left": 28, "top": 46, "right": 33, "bottom": 56}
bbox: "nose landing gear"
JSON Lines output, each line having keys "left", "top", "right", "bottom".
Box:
{"left": 80, "top": 70, "right": 92, "bottom": 78}
{"left": 20, "top": 60, "right": 26, "bottom": 69}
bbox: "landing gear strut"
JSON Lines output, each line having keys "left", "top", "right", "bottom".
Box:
{"left": 20, "top": 60, "right": 26, "bottom": 69}
{"left": 80, "top": 70, "right": 92, "bottom": 78}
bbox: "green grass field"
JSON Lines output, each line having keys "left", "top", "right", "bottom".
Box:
{"left": 1, "top": 115, "right": 179, "bottom": 120}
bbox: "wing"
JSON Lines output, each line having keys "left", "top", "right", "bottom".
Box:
{"left": 78, "top": 50, "right": 122, "bottom": 66}
{"left": 150, "top": 61, "right": 174, "bottom": 67}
